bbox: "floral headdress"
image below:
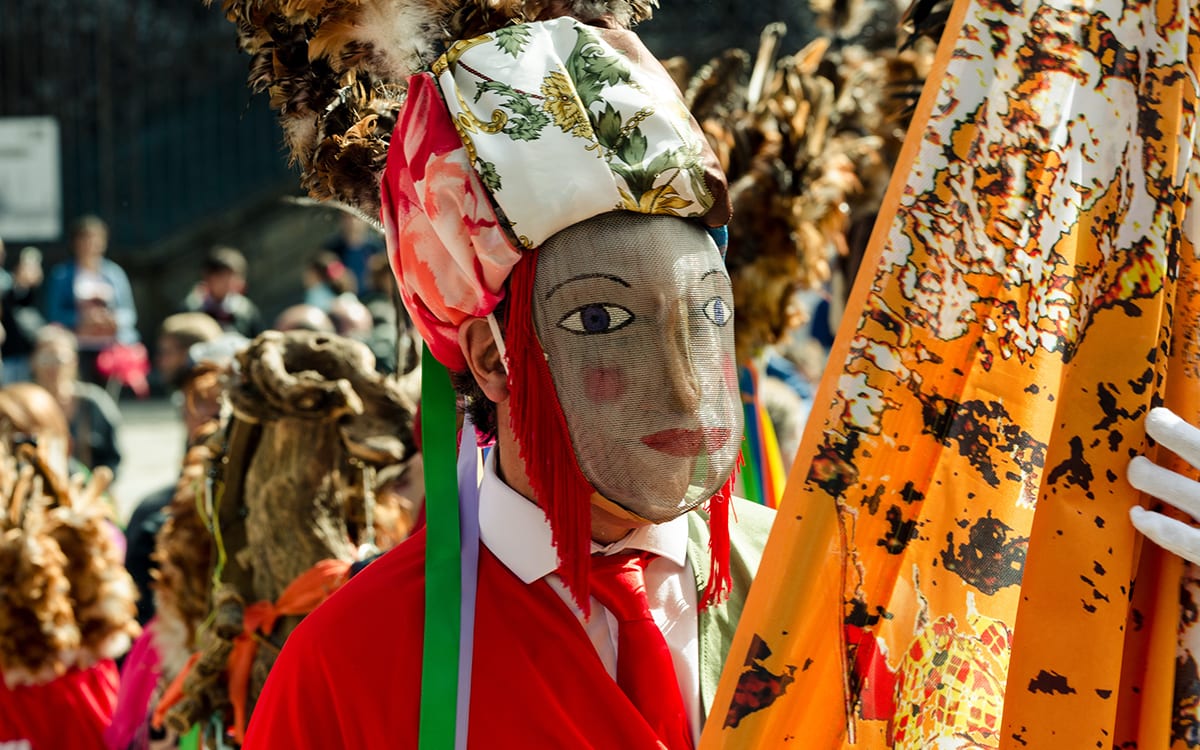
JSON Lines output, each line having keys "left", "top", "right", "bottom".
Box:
{"left": 383, "top": 17, "right": 730, "bottom": 370}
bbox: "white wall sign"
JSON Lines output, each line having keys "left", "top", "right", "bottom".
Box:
{"left": 0, "top": 117, "right": 62, "bottom": 242}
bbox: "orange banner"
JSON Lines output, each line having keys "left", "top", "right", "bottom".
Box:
{"left": 702, "top": 0, "right": 1200, "bottom": 746}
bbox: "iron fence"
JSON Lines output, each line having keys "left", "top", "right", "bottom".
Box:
{"left": 0, "top": 0, "right": 817, "bottom": 253}
{"left": 0, "top": 0, "right": 294, "bottom": 251}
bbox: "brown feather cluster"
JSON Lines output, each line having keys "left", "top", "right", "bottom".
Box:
{"left": 0, "top": 482, "right": 79, "bottom": 687}
{"left": 685, "top": 26, "right": 875, "bottom": 364}
{"left": 898, "top": 0, "right": 954, "bottom": 49}
{"left": 47, "top": 470, "right": 140, "bottom": 668}
{"left": 809, "top": 0, "right": 940, "bottom": 300}
{"left": 0, "top": 448, "right": 140, "bottom": 687}
{"left": 212, "top": 0, "right": 656, "bottom": 219}
{"left": 151, "top": 440, "right": 219, "bottom": 679}
{"left": 681, "top": 0, "right": 945, "bottom": 363}
{"left": 151, "top": 364, "right": 226, "bottom": 679}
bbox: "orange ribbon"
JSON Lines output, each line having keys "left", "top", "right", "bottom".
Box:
{"left": 152, "top": 651, "right": 202, "bottom": 730}
{"left": 227, "top": 559, "right": 351, "bottom": 743}
{"left": 150, "top": 559, "right": 352, "bottom": 742}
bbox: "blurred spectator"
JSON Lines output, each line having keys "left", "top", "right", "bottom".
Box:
{"left": 43, "top": 216, "right": 139, "bottom": 383}
{"left": 0, "top": 382, "right": 73, "bottom": 480}
{"left": 360, "top": 253, "right": 397, "bottom": 312}
{"left": 31, "top": 326, "right": 122, "bottom": 476}
{"left": 329, "top": 295, "right": 373, "bottom": 338}
{"left": 345, "top": 259, "right": 405, "bottom": 372}
{"left": 181, "top": 246, "right": 264, "bottom": 338}
{"left": 0, "top": 240, "right": 46, "bottom": 383}
{"left": 360, "top": 253, "right": 414, "bottom": 374}
{"left": 809, "top": 295, "right": 837, "bottom": 352}
{"left": 274, "top": 304, "right": 335, "bottom": 333}
{"left": 332, "top": 279, "right": 399, "bottom": 374}
{"left": 760, "top": 374, "right": 808, "bottom": 475}
{"left": 303, "top": 251, "right": 356, "bottom": 311}
{"left": 323, "top": 213, "right": 383, "bottom": 295}
{"left": 156, "top": 312, "right": 224, "bottom": 389}
{"left": 765, "top": 350, "right": 815, "bottom": 403}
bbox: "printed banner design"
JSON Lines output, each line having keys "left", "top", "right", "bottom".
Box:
{"left": 701, "top": 0, "right": 1200, "bottom": 747}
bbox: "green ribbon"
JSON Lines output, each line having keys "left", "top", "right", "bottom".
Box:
{"left": 419, "top": 347, "right": 462, "bottom": 749}
{"left": 738, "top": 365, "right": 766, "bottom": 506}
{"left": 180, "top": 724, "right": 200, "bottom": 750}
{"left": 739, "top": 434, "right": 764, "bottom": 506}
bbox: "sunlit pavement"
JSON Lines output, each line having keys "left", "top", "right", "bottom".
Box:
{"left": 111, "top": 397, "right": 186, "bottom": 525}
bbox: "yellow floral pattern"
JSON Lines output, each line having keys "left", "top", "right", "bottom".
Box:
{"left": 540, "top": 70, "right": 593, "bottom": 139}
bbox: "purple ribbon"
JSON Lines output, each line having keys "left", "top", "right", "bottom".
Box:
{"left": 455, "top": 414, "right": 481, "bottom": 749}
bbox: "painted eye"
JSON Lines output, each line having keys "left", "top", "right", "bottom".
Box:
{"left": 558, "top": 303, "right": 634, "bottom": 335}
{"left": 702, "top": 296, "right": 731, "bottom": 326}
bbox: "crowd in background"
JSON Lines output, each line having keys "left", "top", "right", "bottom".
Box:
{"left": 0, "top": 208, "right": 830, "bottom": 490}
{"left": 0, "top": 212, "right": 413, "bottom": 482}
{"left": 0, "top": 206, "right": 829, "bottom": 545}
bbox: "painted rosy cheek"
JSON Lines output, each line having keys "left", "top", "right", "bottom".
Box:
{"left": 721, "top": 353, "right": 738, "bottom": 392}
{"left": 583, "top": 366, "right": 628, "bottom": 403}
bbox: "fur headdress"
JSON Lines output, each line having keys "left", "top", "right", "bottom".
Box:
{"left": 0, "top": 446, "right": 138, "bottom": 688}
{"left": 214, "top": 0, "right": 659, "bottom": 219}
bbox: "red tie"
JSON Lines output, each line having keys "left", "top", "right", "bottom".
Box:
{"left": 588, "top": 552, "right": 695, "bottom": 750}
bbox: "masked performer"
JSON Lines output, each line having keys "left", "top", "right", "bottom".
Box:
{"left": 219, "top": 2, "right": 775, "bottom": 747}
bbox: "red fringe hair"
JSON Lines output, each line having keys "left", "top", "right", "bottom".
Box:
{"left": 700, "top": 453, "right": 741, "bottom": 609}
{"left": 505, "top": 250, "right": 596, "bottom": 613}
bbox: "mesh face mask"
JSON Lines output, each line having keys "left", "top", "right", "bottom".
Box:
{"left": 532, "top": 213, "right": 743, "bottom": 524}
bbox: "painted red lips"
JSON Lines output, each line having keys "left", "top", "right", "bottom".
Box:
{"left": 640, "top": 427, "right": 731, "bottom": 457}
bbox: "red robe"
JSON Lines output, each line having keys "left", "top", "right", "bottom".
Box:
{"left": 247, "top": 529, "right": 701, "bottom": 748}
{"left": 0, "top": 660, "right": 119, "bottom": 750}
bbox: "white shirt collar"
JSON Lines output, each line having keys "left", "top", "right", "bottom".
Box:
{"left": 477, "top": 448, "right": 690, "bottom": 584}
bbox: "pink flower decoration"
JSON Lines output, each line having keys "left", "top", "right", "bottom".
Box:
{"left": 381, "top": 73, "right": 522, "bottom": 372}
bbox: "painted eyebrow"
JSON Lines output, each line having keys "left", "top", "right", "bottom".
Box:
{"left": 544, "top": 273, "right": 631, "bottom": 300}
{"left": 701, "top": 268, "right": 726, "bottom": 281}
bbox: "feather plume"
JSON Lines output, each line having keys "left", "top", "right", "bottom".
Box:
{"left": 0, "top": 439, "right": 140, "bottom": 686}
{"left": 0, "top": 484, "right": 79, "bottom": 687}
{"left": 798, "top": 0, "right": 939, "bottom": 311}
{"left": 46, "top": 470, "right": 140, "bottom": 669}
{"left": 674, "top": 0, "right": 946, "bottom": 363}
{"left": 898, "top": 0, "right": 953, "bottom": 48}
{"left": 684, "top": 26, "right": 879, "bottom": 363}
{"left": 212, "top": 0, "right": 657, "bottom": 220}
{"left": 150, "top": 364, "right": 232, "bottom": 688}
{"left": 152, "top": 439, "right": 220, "bottom": 679}
{"left": 684, "top": 49, "right": 750, "bottom": 124}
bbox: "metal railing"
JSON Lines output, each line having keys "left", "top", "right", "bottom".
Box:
{"left": 0, "top": 0, "right": 293, "bottom": 251}
{"left": 0, "top": 0, "right": 817, "bottom": 253}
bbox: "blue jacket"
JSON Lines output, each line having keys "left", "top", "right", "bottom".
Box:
{"left": 43, "top": 259, "right": 139, "bottom": 344}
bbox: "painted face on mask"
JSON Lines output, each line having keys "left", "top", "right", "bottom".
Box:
{"left": 532, "top": 213, "right": 743, "bottom": 523}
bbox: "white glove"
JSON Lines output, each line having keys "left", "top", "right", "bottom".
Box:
{"left": 1127, "top": 407, "right": 1200, "bottom": 564}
